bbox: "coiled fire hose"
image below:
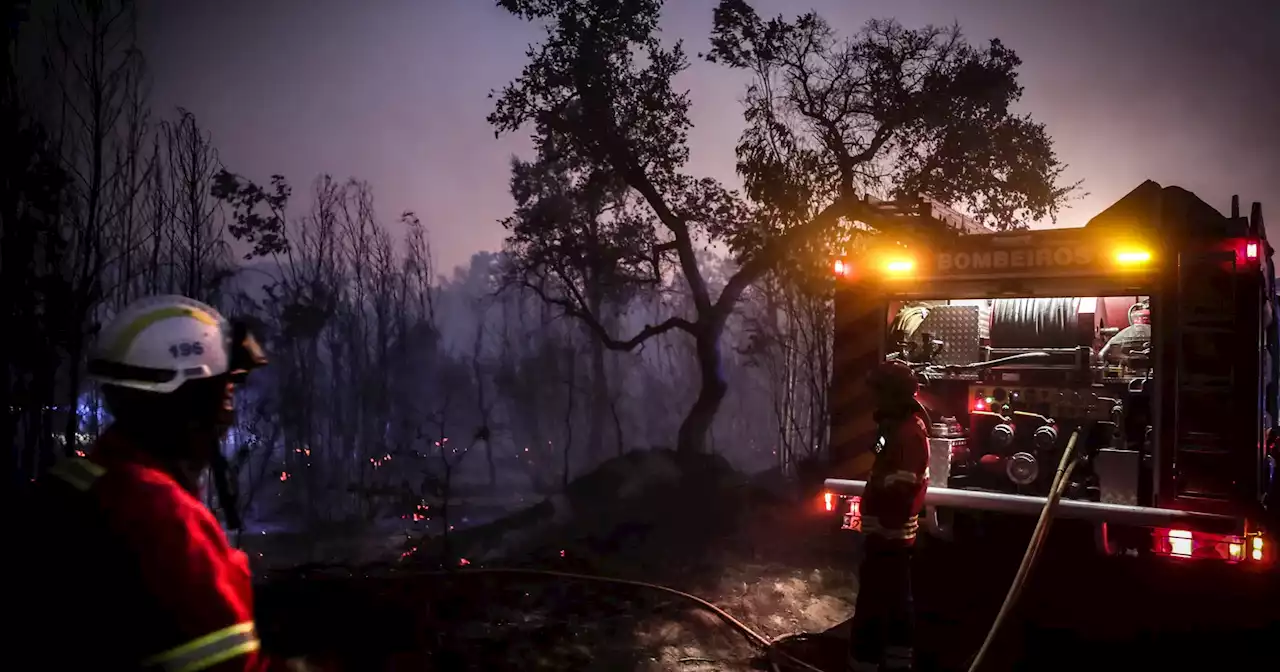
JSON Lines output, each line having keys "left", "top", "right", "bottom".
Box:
{"left": 965, "top": 426, "right": 1084, "bottom": 672}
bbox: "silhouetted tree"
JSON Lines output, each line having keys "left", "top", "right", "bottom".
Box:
{"left": 502, "top": 157, "right": 652, "bottom": 463}
{"left": 491, "top": 0, "right": 1076, "bottom": 453}
{"left": 162, "top": 109, "right": 232, "bottom": 300}
{"left": 1, "top": 0, "right": 152, "bottom": 469}
{"left": 1, "top": 0, "right": 73, "bottom": 481}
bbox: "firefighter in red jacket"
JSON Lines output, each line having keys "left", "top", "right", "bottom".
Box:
{"left": 848, "top": 360, "right": 930, "bottom": 672}
{"left": 15, "top": 295, "right": 316, "bottom": 671}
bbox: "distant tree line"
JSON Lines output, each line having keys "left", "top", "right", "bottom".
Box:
{"left": 3, "top": 0, "right": 1074, "bottom": 542}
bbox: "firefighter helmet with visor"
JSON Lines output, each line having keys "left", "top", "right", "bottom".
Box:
{"left": 87, "top": 295, "right": 263, "bottom": 394}
{"left": 867, "top": 359, "right": 920, "bottom": 404}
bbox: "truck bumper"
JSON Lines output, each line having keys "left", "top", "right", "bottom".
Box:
{"left": 823, "top": 478, "right": 1237, "bottom": 531}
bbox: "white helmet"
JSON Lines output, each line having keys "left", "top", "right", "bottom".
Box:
{"left": 87, "top": 295, "right": 235, "bottom": 394}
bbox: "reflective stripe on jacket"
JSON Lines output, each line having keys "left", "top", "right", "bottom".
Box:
{"left": 861, "top": 413, "right": 930, "bottom": 544}
{"left": 142, "top": 621, "right": 261, "bottom": 672}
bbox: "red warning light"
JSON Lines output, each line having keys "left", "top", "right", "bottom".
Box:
{"left": 973, "top": 399, "right": 987, "bottom": 412}
{"left": 1246, "top": 241, "right": 1259, "bottom": 259}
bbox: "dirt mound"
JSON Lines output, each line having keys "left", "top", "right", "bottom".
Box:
{"left": 398, "top": 449, "right": 760, "bottom": 570}
{"left": 492, "top": 451, "right": 789, "bottom": 579}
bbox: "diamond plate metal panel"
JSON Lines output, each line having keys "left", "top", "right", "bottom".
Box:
{"left": 917, "top": 305, "right": 983, "bottom": 365}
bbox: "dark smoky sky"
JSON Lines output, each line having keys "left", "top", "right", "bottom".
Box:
{"left": 139, "top": 0, "right": 1280, "bottom": 270}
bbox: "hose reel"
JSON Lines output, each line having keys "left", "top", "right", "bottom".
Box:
{"left": 990, "top": 298, "right": 1082, "bottom": 349}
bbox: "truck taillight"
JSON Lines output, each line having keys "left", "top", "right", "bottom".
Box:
{"left": 823, "top": 492, "right": 862, "bottom": 515}
{"left": 1165, "top": 529, "right": 1194, "bottom": 558}
{"left": 1234, "top": 238, "right": 1260, "bottom": 264}
{"left": 1153, "top": 528, "right": 1269, "bottom": 564}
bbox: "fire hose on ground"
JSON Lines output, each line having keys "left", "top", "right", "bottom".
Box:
{"left": 278, "top": 562, "right": 830, "bottom": 672}
{"left": 820, "top": 425, "right": 1092, "bottom": 671}
{"left": 426, "top": 567, "right": 828, "bottom": 672}
{"left": 964, "top": 426, "right": 1082, "bottom": 672}
{"left": 276, "top": 428, "right": 1090, "bottom": 671}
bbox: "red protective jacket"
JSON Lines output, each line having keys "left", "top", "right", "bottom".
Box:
{"left": 36, "top": 429, "right": 293, "bottom": 671}
{"left": 859, "top": 412, "right": 931, "bottom": 545}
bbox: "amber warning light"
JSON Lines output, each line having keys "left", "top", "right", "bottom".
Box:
{"left": 1113, "top": 248, "right": 1152, "bottom": 266}
{"left": 883, "top": 258, "right": 915, "bottom": 274}
{"left": 833, "top": 254, "right": 915, "bottom": 279}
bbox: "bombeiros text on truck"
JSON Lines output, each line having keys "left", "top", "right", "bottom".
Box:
{"left": 822, "top": 181, "right": 1278, "bottom": 568}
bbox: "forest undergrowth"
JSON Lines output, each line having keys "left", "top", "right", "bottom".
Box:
{"left": 251, "top": 449, "right": 1280, "bottom": 672}
{"left": 253, "top": 449, "right": 861, "bottom": 671}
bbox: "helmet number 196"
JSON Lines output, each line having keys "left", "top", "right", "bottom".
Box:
{"left": 169, "top": 341, "right": 206, "bottom": 358}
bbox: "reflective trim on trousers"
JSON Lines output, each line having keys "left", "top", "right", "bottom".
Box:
{"left": 848, "top": 656, "right": 881, "bottom": 672}
{"left": 141, "top": 621, "right": 260, "bottom": 672}
{"left": 862, "top": 515, "right": 919, "bottom": 540}
{"left": 883, "top": 645, "right": 914, "bottom": 670}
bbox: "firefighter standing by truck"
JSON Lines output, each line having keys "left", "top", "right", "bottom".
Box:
{"left": 848, "top": 360, "right": 931, "bottom": 672}
{"left": 13, "top": 295, "right": 319, "bottom": 671}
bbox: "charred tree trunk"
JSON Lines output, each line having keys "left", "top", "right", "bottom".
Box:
{"left": 608, "top": 390, "right": 625, "bottom": 457}
{"left": 439, "top": 460, "right": 453, "bottom": 564}
{"left": 586, "top": 325, "right": 608, "bottom": 463}
{"left": 61, "top": 338, "right": 84, "bottom": 457}
{"left": 561, "top": 347, "right": 577, "bottom": 489}
{"left": 675, "top": 321, "right": 730, "bottom": 455}
{"left": 484, "top": 438, "right": 497, "bottom": 490}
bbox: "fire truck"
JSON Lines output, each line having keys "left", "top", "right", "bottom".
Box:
{"left": 823, "top": 180, "right": 1278, "bottom": 569}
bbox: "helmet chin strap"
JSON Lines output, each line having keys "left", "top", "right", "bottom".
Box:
{"left": 913, "top": 397, "right": 932, "bottom": 427}
{"left": 158, "top": 430, "right": 243, "bottom": 533}
{"left": 875, "top": 396, "right": 925, "bottom": 420}
{"left": 209, "top": 449, "right": 243, "bottom": 532}
{"left": 167, "top": 457, "right": 208, "bottom": 497}
{"left": 113, "top": 409, "right": 240, "bottom": 530}
{"left": 168, "top": 423, "right": 242, "bottom": 533}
